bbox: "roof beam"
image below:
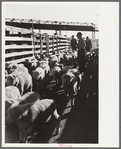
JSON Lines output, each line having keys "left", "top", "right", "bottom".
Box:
{"left": 6, "top": 21, "right": 98, "bottom": 32}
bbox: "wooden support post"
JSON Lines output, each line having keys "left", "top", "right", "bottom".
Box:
{"left": 31, "top": 20, "right": 36, "bottom": 56}
{"left": 92, "top": 31, "right": 95, "bottom": 39}
{"left": 31, "top": 28, "right": 35, "bottom": 57}
{"left": 46, "top": 34, "right": 49, "bottom": 54}
{"left": 56, "top": 36, "right": 58, "bottom": 52}
{"left": 55, "top": 30, "right": 57, "bottom": 35}
{"left": 66, "top": 38, "right": 68, "bottom": 50}
{"left": 40, "top": 34, "right": 42, "bottom": 54}
{"left": 52, "top": 36, "right": 55, "bottom": 53}
{"left": 65, "top": 37, "right": 67, "bottom": 51}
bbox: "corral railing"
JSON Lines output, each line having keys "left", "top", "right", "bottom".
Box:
{"left": 5, "top": 25, "right": 98, "bottom": 64}
{"left": 5, "top": 25, "right": 71, "bottom": 63}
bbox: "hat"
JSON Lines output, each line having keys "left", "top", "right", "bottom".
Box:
{"left": 76, "top": 32, "right": 82, "bottom": 36}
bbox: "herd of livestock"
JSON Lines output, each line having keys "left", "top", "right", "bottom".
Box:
{"left": 5, "top": 49, "right": 98, "bottom": 143}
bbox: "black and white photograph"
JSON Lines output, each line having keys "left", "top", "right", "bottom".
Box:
{"left": 2, "top": 2, "right": 119, "bottom": 147}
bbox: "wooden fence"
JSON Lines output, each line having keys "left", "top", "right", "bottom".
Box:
{"left": 5, "top": 25, "right": 99, "bottom": 64}
{"left": 5, "top": 25, "right": 71, "bottom": 63}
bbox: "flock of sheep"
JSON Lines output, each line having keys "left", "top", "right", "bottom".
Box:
{"left": 5, "top": 49, "right": 97, "bottom": 143}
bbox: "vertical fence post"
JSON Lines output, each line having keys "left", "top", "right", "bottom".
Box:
{"left": 52, "top": 35, "right": 55, "bottom": 53}
{"left": 56, "top": 36, "right": 58, "bottom": 52}
{"left": 31, "top": 28, "right": 35, "bottom": 57}
{"left": 46, "top": 34, "right": 49, "bottom": 54}
{"left": 31, "top": 19, "right": 36, "bottom": 56}
{"left": 65, "top": 37, "right": 67, "bottom": 51}
{"left": 39, "top": 29, "right": 42, "bottom": 54}
{"left": 40, "top": 34, "right": 42, "bottom": 54}
{"left": 66, "top": 37, "right": 68, "bottom": 51}
{"left": 11, "top": 30, "right": 14, "bottom": 60}
{"left": 92, "top": 31, "right": 95, "bottom": 39}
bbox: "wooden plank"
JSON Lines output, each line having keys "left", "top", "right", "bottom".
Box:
{"left": 5, "top": 36, "right": 41, "bottom": 43}
{"left": 53, "top": 46, "right": 66, "bottom": 50}
{"left": 5, "top": 56, "right": 34, "bottom": 64}
{"left": 5, "top": 51, "right": 34, "bottom": 58}
{"left": 5, "top": 45, "right": 40, "bottom": 50}
{"left": 5, "top": 35, "right": 71, "bottom": 63}
{"left": 49, "top": 44, "right": 59, "bottom": 48}
{"left": 5, "top": 36, "right": 32, "bottom": 41}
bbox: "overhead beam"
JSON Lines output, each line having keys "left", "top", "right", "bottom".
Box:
{"left": 6, "top": 22, "right": 98, "bottom": 32}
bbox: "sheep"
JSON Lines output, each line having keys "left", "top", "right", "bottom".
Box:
{"left": 6, "top": 93, "right": 60, "bottom": 143}
{"left": 68, "top": 68, "right": 82, "bottom": 90}
{"left": 62, "top": 71, "right": 79, "bottom": 106}
{"left": 17, "top": 99, "right": 60, "bottom": 143}
{"left": 49, "top": 55, "right": 59, "bottom": 68}
{"left": 5, "top": 73, "right": 32, "bottom": 96}
{"left": 37, "top": 61, "right": 50, "bottom": 82}
{"left": 61, "top": 63, "right": 77, "bottom": 75}
{"left": 24, "top": 59, "right": 37, "bottom": 75}
{"left": 56, "top": 53, "right": 64, "bottom": 64}
{"left": 52, "top": 66, "right": 62, "bottom": 85}
{"left": 32, "top": 67, "right": 45, "bottom": 92}
{"left": 6, "top": 61, "right": 18, "bottom": 74}
{"left": 37, "top": 61, "right": 50, "bottom": 75}
{"left": 10, "top": 66, "right": 29, "bottom": 75}
{"left": 5, "top": 86, "right": 21, "bottom": 121}
{"left": 6, "top": 92, "right": 41, "bottom": 124}
{"left": 54, "top": 63, "right": 64, "bottom": 70}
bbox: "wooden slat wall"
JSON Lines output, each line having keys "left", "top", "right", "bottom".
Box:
{"left": 5, "top": 25, "right": 98, "bottom": 64}
{"left": 5, "top": 25, "right": 71, "bottom": 63}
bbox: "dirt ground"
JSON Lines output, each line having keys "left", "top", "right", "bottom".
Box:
{"left": 5, "top": 57, "right": 98, "bottom": 144}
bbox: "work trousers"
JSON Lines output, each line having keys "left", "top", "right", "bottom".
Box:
{"left": 77, "top": 50, "right": 85, "bottom": 73}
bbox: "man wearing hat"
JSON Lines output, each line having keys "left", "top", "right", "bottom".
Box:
{"left": 71, "top": 35, "right": 77, "bottom": 51}
{"left": 76, "top": 32, "right": 85, "bottom": 76}
{"left": 85, "top": 36, "right": 92, "bottom": 52}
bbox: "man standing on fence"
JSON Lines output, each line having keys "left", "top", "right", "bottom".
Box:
{"left": 85, "top": 36, "right": 92, "bottom": 52}
{"left": 76, "top": 32, "right": 85, "bottom": 76}
{"left": 71, "top": 35, "right": 77, "bottom": 51}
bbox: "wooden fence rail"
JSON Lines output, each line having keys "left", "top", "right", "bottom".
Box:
{"left": 5, "top": 25, "right": 98, "bottom": 64}
{"left": 5, "top": 25, "right": 71, "bottom": 63}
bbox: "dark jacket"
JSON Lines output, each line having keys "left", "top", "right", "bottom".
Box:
{"left": 71, "top": 38, "right": 77, "bottom": 50}
{"left": 85, "top": 39, "right": 92, "bottom": 51}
